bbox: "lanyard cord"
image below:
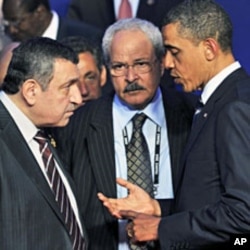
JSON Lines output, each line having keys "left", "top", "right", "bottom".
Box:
{"left": 123, "top": 124, "right": 161, "bottom": 196}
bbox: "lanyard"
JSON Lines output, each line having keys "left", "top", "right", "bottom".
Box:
{"left": 123, "top": 124, "right": 161, "bottom": 196}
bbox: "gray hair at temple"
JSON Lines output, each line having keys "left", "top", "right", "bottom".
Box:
{"left": 102, "top": 18, "right": 165, "bottom": 64}
{"left": 162, "top": 0, "right": 233, "bottom": 52}
{"left": 1, "top": 37, "right": 78, "bottom": 94}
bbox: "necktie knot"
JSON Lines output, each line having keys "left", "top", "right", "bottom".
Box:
{"left": 34, "top": 130, "right": 46, "bottom": 141}
{"left": 194, "top": 98, "right": 204, "bottom": 115}
{"left": 132, "top": 113, "right": 147, "bottom": 131}
{"left": 34, "top": 130, "right": 48, "bottom": 149}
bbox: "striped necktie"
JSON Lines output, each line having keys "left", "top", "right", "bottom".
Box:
{"left": 34, "top": 130, "right": 85, "bottom": 250}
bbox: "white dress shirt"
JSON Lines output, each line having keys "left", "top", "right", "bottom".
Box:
{"left": 42, "top": 11, "right": 59, "bottom": 40}
{"left": 0, "top": 91, "right": 83, "bottom": 235}
{"left": 201, "top": 61, "right": 241, "bottom": 104}
{"left": 113, "top": 87, "right": 174, "bottom": 250}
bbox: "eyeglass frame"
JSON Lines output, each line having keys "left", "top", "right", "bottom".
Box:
{"left": 109, "top": 58, "right": 158, "bottom": 77}
{"left": 2, "top": 11, "right": 33, "bottom": 29}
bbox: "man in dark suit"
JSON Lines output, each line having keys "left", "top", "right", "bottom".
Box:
{"left": 53, "top": 18, "right": 195, "bottom": 249}
{"left": 98, "top": 1, "right": 250, "bottom": 249}
{"left": 2, "top": 0, "right": 102, "bottom": 42}
{"left": 0, "top": 37, "right": 87, "bottom": 249}
{"left": 67, "top": 0, "right": 183, "bottom": 32}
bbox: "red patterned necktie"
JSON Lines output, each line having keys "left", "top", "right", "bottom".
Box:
{"left": 118, "top": 0, "right": 132, "bottom": 19}
{"left": 34, "top": 130, "right": 85, "bottom": 250}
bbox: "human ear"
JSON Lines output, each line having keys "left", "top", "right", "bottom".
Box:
{"left": 21, "top": 79, "right": 40, "bottom": 106}
{"left": 100, "top": 65, "right": 107, "bottom": 87}
{"left": 203, "top": 38, "right": 218, "bottom": 61}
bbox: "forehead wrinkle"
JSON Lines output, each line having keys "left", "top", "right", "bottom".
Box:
{"left": 110, "top": 29, "right": 154, "bottom": 63}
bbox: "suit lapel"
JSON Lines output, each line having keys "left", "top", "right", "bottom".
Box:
{"left": 99, "top": 0, "right": 116, "bottom": 24}
{"left": 161, "top": 88, "right": 193, "bottom": 193}
{"left": 86, "top": 95, "right": 117, "bottom": 199}
{"left": 137, "top": 0, "right": 158, "bottom": 19}
{"left": 179, "top": 68, "right": 249, "bottom": 188}
{"left": 0, "top": 103, "right": 68, "bottom": 228}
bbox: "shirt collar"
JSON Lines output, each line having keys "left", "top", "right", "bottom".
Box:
{"left": 42, "top": 11, "right": 59, "bottom": 40}
{"left": 0, "top": 91, "right": 39, "bottom": 143}
{"left": 113, "top": 87, "right": 165, "bottom": 128}
{"left": 201, "top": 61, "right": 241, "bottom": 104}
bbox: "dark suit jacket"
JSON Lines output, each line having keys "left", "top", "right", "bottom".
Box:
{"left": 0, "top": 101, "right": 88, "bottom": 250}
{"left": 158, "top": 68, "right": 250, "bottom": 250}
{"left": 53, "top": 86, "right": 195, "bottom": 250}
{"left": 56, "top": 17, "right": 103, "bottom": 42}
{"left": 67, "top": 0, "right": 183, "bottom": 31}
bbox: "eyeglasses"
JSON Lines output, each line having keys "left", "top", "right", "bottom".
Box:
{"left": 109, "top": 59, "right": 158, "bottom": 77}
{"left": 3, "top": 13, "right": 31, "bottom": 29}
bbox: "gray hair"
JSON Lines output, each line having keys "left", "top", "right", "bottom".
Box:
{"left": 162, "top": 0, "right": 233, "bottom": 52}
{"left": 1, "top": 37, "right": 78, "bottom": 94}
{"left": 102, "top": 18, "right": 164, "bottom": 64}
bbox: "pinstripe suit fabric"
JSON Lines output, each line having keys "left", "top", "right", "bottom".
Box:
{"left": 0, "top": 101, "right": 89, "bottom": 250}
{"left": 53, "top": 87, "right": 195, "bottom": 249}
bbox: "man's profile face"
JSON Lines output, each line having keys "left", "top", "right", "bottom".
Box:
{"left": 35, "top": 59, "right": 82, "bottom": 127}
{"left": 162, "top": 23, "right": 207, "bottom": 92}
{"left": 109, "top": 30, "right": 163, "bottom": 110}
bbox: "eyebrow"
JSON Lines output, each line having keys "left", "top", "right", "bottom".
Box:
{"left": 164, "top": 44, "right": 179, "bottom": 50}
{"left": 111, "top": 58, "right": 152, "bottom": 63}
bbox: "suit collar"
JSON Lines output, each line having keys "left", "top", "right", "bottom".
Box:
{"left": 96, "top": 0, "right": 116, "bottom": 24}
{"left": 0, "top": 102, "right": 71, "bottom": 230}
{"left": 187, "top": 67, "right": 247, "bottom": 149}
{"left": 86, "top": 93, "right": 117, "bottom": 193}
{"left": 201, "top": 61, "right": 241, "bottom": 104}
{"left": 179, "top": 68, "right": 248, "bottom": 186}
{"left": 0, "top": 91, "right": 39, "bottom": 144}
{"left": 89, "top": 93, "right": 114, "bottom": 128}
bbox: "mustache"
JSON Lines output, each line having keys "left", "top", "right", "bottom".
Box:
{"left": 123, "top": 82, "right": 145, "bottom": 93}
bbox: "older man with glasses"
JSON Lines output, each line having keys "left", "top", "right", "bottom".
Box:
{"left": 53, "top": 18, "right": 197, "bottom": 250}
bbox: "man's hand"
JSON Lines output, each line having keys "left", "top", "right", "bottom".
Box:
{"left": 97, "top": 178, "right": 161, "bottom": 218}
{"left": 122, "top": 210, "right": 161, "bottom": 242}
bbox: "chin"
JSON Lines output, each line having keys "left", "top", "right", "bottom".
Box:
{"left": 125, "top": 94, "right": 153, "bottom": 110}
{"left": 54, "top": 119, "right": 70, "bottom": 127}
{"left": 127, "top": 100, "right": 149, "bottom": 110}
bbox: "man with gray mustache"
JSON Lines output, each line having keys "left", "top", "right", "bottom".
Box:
{"left": 53, "top": 18, "right": 196, "bottom": 250}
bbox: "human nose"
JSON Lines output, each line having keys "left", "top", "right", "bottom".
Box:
{"left": 70, "top": 84, "right": 82, "bottom": 105}
{"left": 124, "top": 65, "right": 138, "bottom": 81}
{"left": 5, "top": 24, "right": 18, "bottom": 35}
{"left": 79, "top": 79, "right": 89, "bottom": 97}
{"left": 164, "top": 51, "right": 174, "bottom": 70}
